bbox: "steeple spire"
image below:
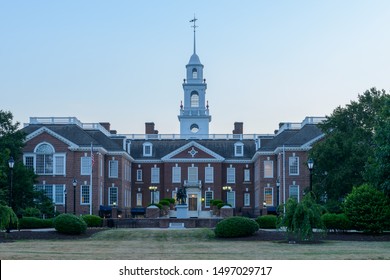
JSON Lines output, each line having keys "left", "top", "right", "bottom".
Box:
{"left": 190, "top": 15, "right": 198, "bottom": 54}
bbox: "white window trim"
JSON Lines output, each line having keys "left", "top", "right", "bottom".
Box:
{"left": 136, "top": 193, "right": 143, "bottom": 207}
{"left": 244, "top": 193, "right": 250, "bottom": 207}
{"left": 136, "top": 169, "right": 143, "bottom": 181}
{"left": 289, "top": 184, "right": 300, "bottom": 202}
{"left": 244, "top": 169, "right": 250, "bottom": 182}
{"left": 264, "top": 160, "right": 274, "bottom": 178}
{"left": 143, "top": 142, "right": 153, "bottom": 157}
{"left": 289, "top": 156, "right": 300, "bottom": 176}
{"left": 172, "top": 166, "right": 181, "bottom": 183}
{"left": 227, "top": 191, "right": 236, "bottom": 208}
{"left": 264, "top": 187, "right": 274, "bottom": 206}
{"left": 81, "top": 156, "right": 92, "bottom": 175}
{"left": 151, "top": 167, "right": 160, "bottom": 184}
{"left": 109, "top": 160, "right": 119, "bottom": 178}
{"left": 188, "top": 166, "right": 198, "bottom": 183}
{"left": 205, "top": 166, "right": 214, "bottom": 183}
{"left": 109, "top": 186, "right": 118, "bottom": 206}
{"left": 204, "top": 190, "right": 214, "bottom": 208}
{"left": 80, "top": 185, "right": 90, "bottom": 205}
{"left": 227, "top": 167, "right": 236, "bottom": 184}
{"left": 234, "top": 142, "right": 244, "bottom": 157}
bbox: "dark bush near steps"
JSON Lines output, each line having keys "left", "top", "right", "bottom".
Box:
{"left": 215, "top": 216, "right": 259, "bottom": 238}
{"left": 54, "top": 214, "right": 87, "bottom": 235}
{"left": 81, "top": 215, "right": 103, "bottom": 227}
{"left": 256, "top": 215, "right": 278, "bottom": 229}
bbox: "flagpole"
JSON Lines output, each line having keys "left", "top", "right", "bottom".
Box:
{"left": 90, "top": 142, "right": 93, "bottom": 215}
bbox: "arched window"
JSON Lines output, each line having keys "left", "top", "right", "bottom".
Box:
{"left": 190, "top": 91, "right": 199, "bottom": 107}
{"left": 35, "top": 143, "right": 54, "bottom": 174}
{"left": 192, "top": 68, "right": 198, "bottom": 79}
{"left": 190, "top": 124, "right": 199, "bottom": 133}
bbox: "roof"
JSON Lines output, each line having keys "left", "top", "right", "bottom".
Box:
{"left": 188, "top": 53, "right": 202, "bottom": 65}
{"left": 22, "top": 124, "right": 124, "bottom": 152}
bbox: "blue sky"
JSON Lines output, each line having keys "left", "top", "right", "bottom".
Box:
{"left": 1, "top": 0, "right": 389, "bottom": 134}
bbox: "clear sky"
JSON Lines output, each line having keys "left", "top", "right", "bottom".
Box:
{"left": 1, "top": 0, "right": 389, "bottom": 135}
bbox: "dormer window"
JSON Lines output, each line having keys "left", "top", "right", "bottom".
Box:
{"left": 234, "top": 142, "right": 244, "bottom": 157}
{"left": 143, "top": 142, "right": 153, "bottom": 157}
{"left": 192, "top": 68, "right": 198, "bottom": 79}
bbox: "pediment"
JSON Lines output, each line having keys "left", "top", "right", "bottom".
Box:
{"left": 161, "top": 141, "right": 224, "bottom": 162}
{"left": 25, "top": 127, "right": 78, "bottom": 148}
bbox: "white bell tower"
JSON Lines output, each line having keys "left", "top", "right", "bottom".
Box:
{"left": 178, "top": 17, "right": 211, "bottom": 137}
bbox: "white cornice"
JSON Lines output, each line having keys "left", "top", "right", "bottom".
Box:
{"left": 301, "top": 133, "right": 326, "bottom": 148}
{"left": 25, "top": 127, "right": 79, "bottom": 149}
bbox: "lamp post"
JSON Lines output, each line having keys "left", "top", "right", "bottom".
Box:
{"left": 8, "top": 157, "right": 15, "bottom": 210}
{"left": 72, "top": 179, "right": 77, "bottom": 215}
{"left": 222, "top": 186, "right": 232, "bottom": 204}
{"left": 307, "top": 158, "right": 314, "bottom": 192}
{"left": 64, "top": 187, "right": 67, "bottom": 213}
{"left": 149, "top": 186, "right": 157, "bottom": 204}
{"left": 276, "top": 178, "right": 280, "bottom": 208}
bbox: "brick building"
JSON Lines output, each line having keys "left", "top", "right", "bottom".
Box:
{"left": 21, "top": 19, "right": 325, "bottom": 217}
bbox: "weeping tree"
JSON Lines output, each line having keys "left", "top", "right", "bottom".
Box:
{"left": 280, "top": 194, "right": 325, "bottom": 242}
{"left": 0, "top": 205, "right": 18, "bottom": 232}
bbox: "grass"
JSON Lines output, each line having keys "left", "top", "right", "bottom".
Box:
{"left": 1, "top": 228, "right": 390, "bottom": 260}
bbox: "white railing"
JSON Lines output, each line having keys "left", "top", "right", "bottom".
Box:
{"left": 184, "top": 180, "right": 202, "bottom": 188}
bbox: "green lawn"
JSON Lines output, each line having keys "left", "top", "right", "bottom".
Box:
{"left": 1, "top": 228, "right": 389, "bottom": 260}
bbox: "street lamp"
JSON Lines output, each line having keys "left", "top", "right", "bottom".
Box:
{"left": 276, "top": 178, "right": 280, "bottom": 208}
{"left": 222, "top": 186, "right": 232, "bottom": 204}
{"left": 307, "top": 158, "right": 314, "bottom": 192}
{"left": 8, "top": 157, "right": 15, "bottom": 210}
{"left": 72, "top": 179, "right": 77, "bottom": 215}
{"left": 149, "top": 186, "right": 157, "bottom": 204}
{"left": 64, "top": 187, "right": 67, "bottom": 213}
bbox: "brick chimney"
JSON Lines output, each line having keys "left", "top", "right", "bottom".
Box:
{"left": 145, "top": 122, "right": 158, "bottom": 134}
{"left": 99, "top": 122, "right": 111, "bottom": 132}
{"left": 232, "top": 122, "right": 243, "bottom": 134}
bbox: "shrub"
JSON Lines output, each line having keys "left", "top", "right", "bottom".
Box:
{"left": 162, "top": 198, "right": 175, "bottom": 204}
{"left": 215, "top": 216, "right": 259, "bottom": 238}
{"left": 256, "top": 215, "right": 278, "bottom": 229}
{"left": 159, "top": 200, "right": 170, "bottom": 206}
{"left": 18, "top": 217, "right": 54, "bottom": 229}
{"left": 321, "top": 213, "right": 352, "bottom": 232}
{"left": 81, "top": 215, "right": 103, "bottom": 227}
{"left": 22, "top": 207, "right": 42, "bottom": 218}
{"left": 54, "top": 214, "right": 87, "bottom": 235}
{"left": 343, "top": 184, "right": 390, "bottom": 234}
{"left": 211, "top": 200, "right": 223, "bottom": 206}
{"left": 0, "top": 205, "right": 18, "bottom": 230}
{"left": 148, "top": 203, "right": 162, "bottom": 209}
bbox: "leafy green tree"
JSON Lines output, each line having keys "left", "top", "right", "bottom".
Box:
{"left": 0, "top": 110, "right": 47, "bottom": 215}
{"left": 310, "top": 88, "right": 390, "bottom": 202}
{"left": 280, "top": 194, "right": 325, "bottom": 242}
{"left": 365, "top": 97, "right": 390, "bottom": 196}
{"left": 343, "top": 184, "right": 390, "bottom": 234}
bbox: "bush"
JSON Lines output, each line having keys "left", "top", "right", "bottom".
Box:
{"left": 53, "top": 214, "right": 87, "bottom": 235}
{"left": 215, "top": 216, "right": 259, "bottom": 238}
{"left": 211, "top": 200, "right": 223, "bottom": 206}
{"left": 256, "top": 215, "right": 278, "bottom": 229}
{"left": 81, "top": 215, "right": 103, "bottom": 227}
{"left": 321, "top": 213, "right": 352, "bottom": 232}
{"left": 159, "top": 200, "right": 170, "bottom": 206}
{"left": 161, "top": 198, "right": 175, "bottom": 204}
{"left": 22, "top": 207, "right": 42, "bottom": 218}
{"left": 18, "top": 217, "right": 54, "bottom": 229}
{"left": 343, "top": 184, "right": 390, "bottom": 234}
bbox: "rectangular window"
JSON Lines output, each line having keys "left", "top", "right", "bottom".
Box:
{"left": 205, "top": 166, "right": 214, "bottom": 183}
{"left": 244, "top": 193, "right": 250, "bottom": 207}
{"left": 264, "top": 187, "right": 273, "bottom": 206}
{"left": 24, "top": 156, "right": 34, "bottom": 171}
{"left": 172, "top": 166, "right": 181, "bottom": 183}
{"left": 188, "top": 166, "right": 198, "bottom": 183}
{"left": 109, "top": 160, "right": 119, "bottom": 178}
{"left": 54, "top": 155, "right": 65, "bottom": 175}
{"left": 136, "top": 193, "right": 142, "bottom": 207}
{"left": 55, "top": 185, "right": 65, "bottom": 204}
{"left": 264, "top": 161, "right": 274, "bottom": 178}
{"left": 81, "top": 157, "right": 91, "bottom": 175}
{"left": 35, "top": 185, "right": 53, "bottom": 201}
{"left": 244, "top": 169, "right": 250, "bottom": 182}
{"left": 36, "top": 154, "right": 53, "bottom": 174}
{"left": 289, "top": 156, "right": 299, "bottom": 175}
{"left": 227, "top": 191, "right": 236, "bottom": 207}
{"left": 100, "top": 157, "right": 103, "bottom": 177}
{"left": 136, "top": 169, "right": 143, "bottom": 181}
{"left": 205, "top": 191, "right": 214, "bottom": 208}
{"left": 152, "top": 191, "right": 160, "bottom": 204}
{"left": 143, "top": 143, "right": 152, "bottom": 157}
{"left": 109, "top": 187, "right": 118, "bottom": 205}
{"left": 81, "top": 185, "right": 90, "bottom": 204}
{"left": 151, "top": 167, "right": 160, "bottom": 183}
{"left": 289, "top": 185, "right": 299, "bottom": 201}
{"left": 227, "top": 167, "right": 236, "bottom": 184}
{"left": 235, "top": 144, "right": 244, "bottom": 156}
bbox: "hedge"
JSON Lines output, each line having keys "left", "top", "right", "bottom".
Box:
{"left": 81, "top": 215, "right": 103, "bottom": 227}
{"left": 18, "top": 217, "right": 54, "bottom": 229}
{"left": 54, "top": 214, "right": 87, "bottom": 235}
{"left": 215, "top": 216, "right": 259, "bottom": 238}
{"left": 256, "top": 215, "right": 277, "bottom": 229}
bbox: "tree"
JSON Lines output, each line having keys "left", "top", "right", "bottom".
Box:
{"left": 280, "top": 194, "right": 325, "bottom": 242}
{"left": 309, "top": 88, "right": 390, "bottom": 203}
{"left": 343, "top": 184, "right": 390, "bottom": 234}
{"left": 0, "top": 110, "right": 40, "bottom": 215}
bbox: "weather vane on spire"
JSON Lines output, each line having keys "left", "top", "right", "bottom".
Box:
{"left": 189, "top": 15, "right": 198, "bottom": 54}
